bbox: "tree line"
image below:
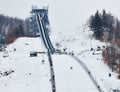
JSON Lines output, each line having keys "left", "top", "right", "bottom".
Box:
{"left": 0, "top": 15, "right": 32, "bottom": 44}
{"left": 88, "top": 10, "right": 120, "bottom": 79}
{"left": 89, "top": 10, "right": 120, "bottom": 40}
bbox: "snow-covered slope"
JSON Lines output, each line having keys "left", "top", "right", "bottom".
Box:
{"left": 51, "top": 26, "right": 106, "bottom": 53}
{"left": 52, "top": 54, "right": 98, "bottom": 92}
{"left": 0, "top": 37, "right": 51, "bottom": 92}
{"left": 0, "top": 36, "right": 100, "bottom": 92}
{"left": 51, "top": 25, "right": 120, "bottom": 92}
{"left": 0, "top": 25, "right": 120, "bottom": 92}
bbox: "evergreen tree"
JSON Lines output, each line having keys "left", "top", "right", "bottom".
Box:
{"left": 89, "top": 10, "right": 115, "bottom": 40}
{"left": 89, "top": 10, "right": 103, "bottom": 39}
{"left": 102, "top": 9, "right": 114, "bottom": 31}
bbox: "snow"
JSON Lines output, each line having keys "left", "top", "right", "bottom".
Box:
{"left": 52, "top": 54, "right": 98, "bottom": 92}
{"left": 0, "top": 36, "right": 101, "bottom": 92}
{"left": 51, "top": 26, "right": 106, "bottom": 53}
{"left": 0, "top": 37, "right": 51, "bottom": 92}
{"left": 51, "top": 25, "right": 120, "bottom": 92}
{"left": 0, "top": 25, "right": 120, "bottom": 92}
{"left": 0, "top": 0, "right": 120, "bottom": 91}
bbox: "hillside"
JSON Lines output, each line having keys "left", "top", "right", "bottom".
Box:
{"left": 51, "top": 25, "right": 120, "bottom": 92}
{"left": 0, "top": 26, "right": 120, "bottom": 92}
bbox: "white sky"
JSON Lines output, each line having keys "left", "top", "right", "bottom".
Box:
{"left": 0, "top": 0, "right": 120, "bottom": 31}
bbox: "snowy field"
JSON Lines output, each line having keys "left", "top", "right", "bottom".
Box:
{"left": 51, "top": 26, "right": 120, "bottom": 92}
{"left": 0, "top": 37, "right": 99, "bottom": 92}
{"left": 0, "top": 38, "right": 51, "bottom": 92}
{"left": 0, "top": 26, "right": 120, "bottom": 92}
{"left": 52, "top": 54, "right": 98, "bottom": 92}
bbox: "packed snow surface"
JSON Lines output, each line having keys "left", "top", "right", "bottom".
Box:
{"left": 0, "top": 26, "right": 120, "bottom": 92}
{"left": 52, "top": 54, "right": 98, "bottom": 92}
{"left": 51, "top": 26, "right": 120, "bottom": 92}
{"left": 0, "top": 37, "right": 99, "bottom": 92}
{"left": 0, "top": 38, "right": 51, "bottom": 92}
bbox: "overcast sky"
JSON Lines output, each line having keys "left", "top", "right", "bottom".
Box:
{"left": 0, "top": 0, "right": 120, "bottom": 31}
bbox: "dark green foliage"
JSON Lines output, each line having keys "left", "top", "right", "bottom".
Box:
{"left": 89, "top": 10, "right": 103, "bottom": 39}
{"left": 102, "top": 10, "right": 114, "bottom": 29}
{"left": 89, "top": 10, "right": 115, "bottom": 39}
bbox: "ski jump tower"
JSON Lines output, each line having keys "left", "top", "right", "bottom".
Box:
{"left": 30, "top": 6, "right": 50, "bottom": 36}
{"left": 30, "top": 6, "right": 55, "bottom": 53}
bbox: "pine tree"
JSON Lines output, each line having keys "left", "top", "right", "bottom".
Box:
{"left": 89, "top": 10, "right": 103, "bottom": 39}
{"left": 89, "top": 10, "right": 116, "bottom": 40}
{"left": 102, "top": 10, "right": 114, "bottom": 31}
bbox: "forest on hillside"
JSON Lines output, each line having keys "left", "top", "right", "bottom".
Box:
{"left": 0, "top": 15, "right": 32, "bottom": 44}
{"left": 88, "top": 10, "right": 120, "bottom": 78}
